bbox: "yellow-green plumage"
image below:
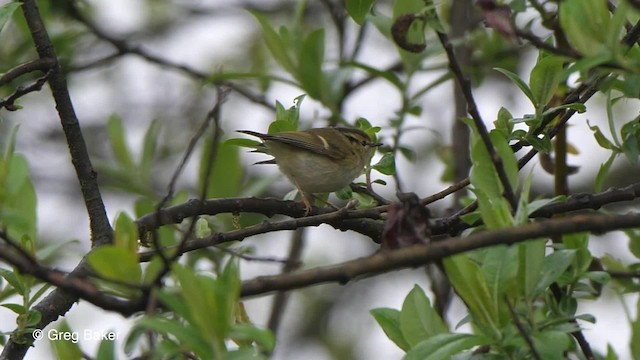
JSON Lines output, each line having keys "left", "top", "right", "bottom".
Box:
{"left": 239, "top": 127, "right": 380, "bottom": 211}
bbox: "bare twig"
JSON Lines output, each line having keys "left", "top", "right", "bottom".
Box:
{"left": 65, "top": 3, "right": 274, "bottom": 111}
{"left": 504, "top": 296, "right": 542, "bottom": 360}
{"left": 436, "top": 30, "right": 517, "bottom": 209}
{"left": 0, "top": 58, "right": 54, "bottom": 85}
{"left": 0, "top": 70, "right": 51, "bottom": 111}
{"left": 267, "top": 228, "right": 306, "bottom": 337}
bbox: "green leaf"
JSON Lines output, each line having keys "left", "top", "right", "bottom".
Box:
{"left": 272, "top": 95, "right": 304, "bottom": 129}
{"left": 621, "top": 116, "right": 640, "bottom": 164}
{"left": 172, "top": 265, "right": 224, "bottom": 340}
{"left": 595, "top": 153, "right": 617, "bottom": 192}
{"left": 200, "top": 141, "right": 243, "bottom": 198}
{"left": 113, "top": 212, "right": 139, "bottom": 253}
{"left": 559, "top": 0, "right": 610, "bottom": 57}
{"left": 489, "top": 130, "right": 518, "bottom": 191}
{"left": 444, "top": 254, "right": 499, "bottom": 338}
{"left": 1, "top": 154, "right": 37, "bottom": 241}
{"left": 494, "top": 107, "right": 514, "bottom": 137}
{"left": 632, "top": 296, "right": 640, "bottom": 359}
{"left": 529, "top": 56, "right": 564, "bottom": 109}
{"left": 298, "top": 29, "right": 325, "bottom": 100}
{"left": 0, "top": 2, "right": 21, "bottom": 34}
{"left": 25, "top": 309, "right": 41, "bottom": 327}
{"left": 135, "top": 317, "right": 214, "bottom": 359}
{"left": 87, "top": 246, "right": 141, "bottom": 285}
{"left": 106, "top": 115, "right": 134, "bottom": 170}
{"left": 606, "top": 344, "right": 620, "bottom": 360}
{"left": 588, "top": 121, "right": 618, "bottom": 151}
{"left": 346, "top": 0, "right": 376, "bottom": 25}
{"left": 140, "top": 119, "right": 160, "bottom": 181}
{"left": 250, "top": 12, "right": 296, "bottom": 75}
{"left": 372, "top": 152, "right": 396, "bottom": 175}
{"left": 0, "top": 268, "right": 25, "bottom": 295}
{"left": 96, "top": 335, "right": 116, "bottom": 360}
{"left": 532, "top": 250, "right": 576, "bottom": 296}
{"left": 494, "top": 67, "right": 535, "bottom": 106}
{"left": 518, "top": 239, "right": 546, "bottom": 299}
{"left": 170, "top": 259, "right": 240, "bottom": 348}
{"left": 229, "top": 324, "right": 275, "bottom": 352}
{"left": 371, "top": 308, "right": 410, "bottom": 351}
{"left": 403, "top": 333, "right": 491, "bottom": 360}
{"left": 563, "top": 232, "right": 592, "bottom": 274}
{"left": 482, "top": 246, "right": 518, "bottom": 325}
{"left": 1, "top": 303, "right": 25, "bottom": 315}
{"left": 525, "top": 133, "right": 552, "bottom": 153}
{"left": 626, "top": 229, "right": 640, "bottom": 259}
{"left": 399, "top": 285, "right": 448, "bottom": 347}
{"left": 532, "top": 331, "right": 572, "bottom": 359}
{"left": 51, "top": 320, "right": 82, "bottom": 360}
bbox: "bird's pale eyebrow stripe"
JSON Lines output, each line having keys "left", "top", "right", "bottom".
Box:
{"left": 317, "top": 135, "right": 330, "bottom": 149}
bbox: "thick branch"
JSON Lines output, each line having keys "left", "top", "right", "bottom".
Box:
{"left": 241, "top": 212, "right": 640, "bottom": 296}
{"left": 20, "top": 0, "right": 112, "bottom": 246}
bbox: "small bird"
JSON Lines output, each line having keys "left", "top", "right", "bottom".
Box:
{"left": 239, "top": 127, "right": 381, "bottom": 214}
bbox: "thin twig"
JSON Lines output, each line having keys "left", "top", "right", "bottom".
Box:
{"left": 0, "top": 70, "right": 51, "bottom": 111}
{"left": 66, "top": 3, "right": 274, "bottom": 111}
{"left": 504, "top": 296, "right": 542, "bottom": 360}
{"left": 436, "top": 30, "right": 518, "bottom": 209}
{"left": 0, "top": 58, "right": 54, "bottom": 85}
{"left": 267, "top": 228, "right": 305, "bottom": 337}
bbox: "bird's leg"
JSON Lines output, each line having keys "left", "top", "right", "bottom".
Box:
{"left": 300, "top": 191, "right": 315, "bottom": 216}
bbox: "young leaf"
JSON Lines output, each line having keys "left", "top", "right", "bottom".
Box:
{"left": 200, "top": 141, "right": 243, "bottom": 198}
{"left": 559, "top": 0, "right": 610, "bottom": 57}
{"left": 370, "top": 308, "right": 410, "bottom": 351}
{"left": 494, "top": 67, "right": 536, "bottom": 106}
{"left": 251, "top": 12, "right": 297, "bottom": 75}
{"left": 372, "top": 152, "right": 396, "bottom": 175}
{"left": 595, "top": 153, "right": 617, "bottom": 192}
{"left": 113, "top": 212, "right": 139, "bottom": 253}
{"left": 0, "top": 2, "right": 21, "bottom": 34}
{"left": 518, "top": 239, "right": 546, "bottom": 299}
{"left": 494, "top": 107, "right": 514, "bottom": 137}
{"left": 621, "top": 117, "right": 640, "bottom": 164}
{"left": 107, "top": 115, "right": 134, "bottom": 171}
{"left": 87, "top": 246, "right": 141, "bottom": 285}
{"left": 140, "top": 119, "right": 160, "bottom": 181}
{"left": 444, "top": 254, "right": 499, "bottom": 338}
{"left": 532, "top": 250, "right": 576, "bottom": 297}
{"left": 404, "top": 333, "right": 491, "bottom": 360}
{"left": 529, "top": 55, "right": 564, "bottom": 110}
{"left": 346, "top": 0, "right": 375, "bottom": 25}
{"left": 135, "top": 317, "right": 214, "bottom": 359}
{"left": 298, "top": 29, "right": 325, "bottom": 100}
{"left": 399, "top": 285, "right": 448, "bottom": 346}
{"left": 50, "top": 320, "right": 82, "bottom": 360}
{"left": 96, "top": 335, "right": 116, "bottom": 360}
{"left": 630, "top": 298, "right": 640, "bottom": 360}
{"left": 588, "top": 121, "right": 618, "bottom": 151}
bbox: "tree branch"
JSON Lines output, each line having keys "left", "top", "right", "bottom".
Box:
{"left": 240, "top": 212, "right": 640, "bottom": 297}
